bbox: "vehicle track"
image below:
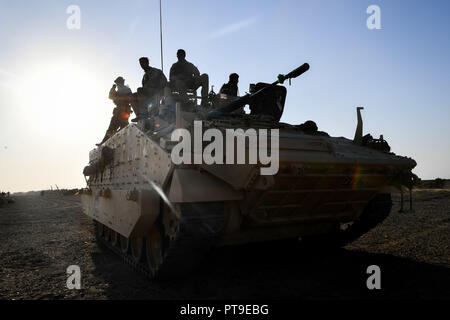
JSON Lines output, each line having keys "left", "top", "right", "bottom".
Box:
{"left": 95, "top": 202, "right": 226, "bottom": 280}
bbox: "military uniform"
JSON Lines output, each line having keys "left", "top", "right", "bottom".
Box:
{"left": 98, "top": 83, "right": 132, "bottom": 145}
{"left": 142, "top": 67, "right": 167, "bottom": 96}
{"left": 169, "top": 59, "right": 209, "bottom": 104}
{"left": 219, "top": 82, "right": 238, "bottom": 96}
{"left": 134, "top": 67, "right": 167, "bottom": 118}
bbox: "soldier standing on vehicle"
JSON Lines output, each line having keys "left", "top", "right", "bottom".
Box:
{"left": 97, "top": 76, "right": 132, "bottom": 146}
{"left": 169, "top": 49, "right": 209, "bottom": 106}
{"left": 219, "top": 73, "right": 239, "bottom": 97}
{"left": 132, "top": 57, "right": 167, "bottom": 121}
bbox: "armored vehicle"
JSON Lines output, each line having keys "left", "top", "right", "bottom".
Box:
{"left": 80, "top": 63, "right": 416, "bottom": 279}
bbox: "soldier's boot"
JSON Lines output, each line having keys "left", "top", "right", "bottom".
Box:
{"left": 96, "top": 131, "right": 112, "bottom": 146}
{"left": 97, "top": 117, "right": 119, "bottom": 146}
{"left": 96, "top": 137, "right": 107, "bottom": 146}
{"left": 131, "top": 106, "right": 147, "bottom": 122}
{"left": 131, "top": 110, "right": 149, "bottom": 123}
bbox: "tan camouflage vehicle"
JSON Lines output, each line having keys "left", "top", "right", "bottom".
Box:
{"left": 80, "top": 63, "right": 416, "bottom": 279}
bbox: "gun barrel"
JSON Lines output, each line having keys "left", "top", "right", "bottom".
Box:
{"left": 213, "top": 94, "right": 250, "bottom": 115}
{"left": 208, "top": 63, "right": 310, "bottom": 118}
{"left": 285, "top": 63, "right": 309, "bottom": 80}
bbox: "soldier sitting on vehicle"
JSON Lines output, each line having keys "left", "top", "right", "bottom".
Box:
{"left": 169, "top": 49, "right": 209, "bottom": 106}
{"left": 132, "top": 57, "right": 167, "bottom": 122}
{"left": 219, "top": 73, "right": 239, "bottom": 97}
{"left": 96, "top": 76, "right": 132, "bottom": 146}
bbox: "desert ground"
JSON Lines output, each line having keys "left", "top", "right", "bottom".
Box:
{"left": 1, "top": 189, "right": 449, "bottom": 300}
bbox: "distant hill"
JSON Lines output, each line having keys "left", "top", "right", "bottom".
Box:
{"left": 418, "top": 178, "right": 449, "bottom": 189}
{"left": 13, "top": 188, "right": 81, "bottom": 196}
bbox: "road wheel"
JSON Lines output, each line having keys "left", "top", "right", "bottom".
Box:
{"left": 130, "top": 236, "right": 144, "bottom": 263}
{"left": 110, "top": 230, "right": 119, "bottom": 247}
{"left": 146, "top": 225, "right": 164, "bottom": 276}
{"left": 302, "top": 193, "right": 393, "bottom": 249}
{"left": 120, "top": 235, "right": 130, "bottom": 254}
{"left": 95, "top": 221, "right": 104, "bottom": 238}
{"left": 103, "top": 226, "right": 111, "bottom": 242}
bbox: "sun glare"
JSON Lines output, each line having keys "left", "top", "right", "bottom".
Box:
{"left": 17, "top": 60, "right": 106, "bottom": 134}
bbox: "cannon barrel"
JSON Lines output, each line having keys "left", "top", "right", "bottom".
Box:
{"left": 207, "top": 63, "right": 310, "bottom": 118}
{"left": 284, "top": 63, "right": 310, "bottom": 80}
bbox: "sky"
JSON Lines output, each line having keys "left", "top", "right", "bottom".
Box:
{"left": 0, "top": 0, "right": 449, "bottom": 192}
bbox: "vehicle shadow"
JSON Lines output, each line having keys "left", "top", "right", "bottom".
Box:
{"left": 89, "top": 240, "right": 450, "bottom": 299}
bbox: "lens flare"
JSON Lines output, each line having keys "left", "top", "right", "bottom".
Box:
{"left": 352, "top": 165, "right": 362, "bottom": 189}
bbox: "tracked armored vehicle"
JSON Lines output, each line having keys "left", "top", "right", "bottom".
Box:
{"left": 80, "top": 63, "right": 416, "bottom": 279}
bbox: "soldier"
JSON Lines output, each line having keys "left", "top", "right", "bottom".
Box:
{"left": 219, "top": 73, "right": 239, "bottom": 96}
{"left": 96, "top": 77, "right": 132, "bottom": 146}
{"left": 132, "top": 57, "right": 167, "bottom": 121}
{"left": 169, "top": 49, "right": 209, "bottom": 106}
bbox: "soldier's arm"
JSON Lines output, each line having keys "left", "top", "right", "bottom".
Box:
{"left": 109, "top": 85, "right": 117, "bottom": 100}
{"left": 169, "top": 65, "right": 176, "bottom": 83}
{"left": 142, "top": 74, "right": 153, "bottom": 93}
{"left": 191, "top": 63, "right": 200, "bottom": 77}
{"left": 142, "top": 74, "right": 150, "bottom": 88}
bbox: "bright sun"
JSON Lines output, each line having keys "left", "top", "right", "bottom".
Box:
{"left": 17, "top": 60, "right": 106, "bottom": 133}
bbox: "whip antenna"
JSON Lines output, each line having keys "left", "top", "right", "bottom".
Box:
{"left": 159, "top": 0, "right": 164, "bottom": 72}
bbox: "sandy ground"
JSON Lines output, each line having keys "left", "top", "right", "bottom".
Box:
{"left": 0, "top": 190, "right": 449, "bottom": 300}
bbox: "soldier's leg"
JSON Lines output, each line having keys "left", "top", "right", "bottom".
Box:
{"left": 137, "top": 92, "right": 150, "bottom": 119}
{"left": 98, "top": 116, "right": 120, "bottom": 145}
{"left": 173, "top": 80, "right": 189, "bottom": 102}
{"left": 192, "top": 74, "right": 209, "bottom": 105}
{"left": 146, "top": 93, "right": 162, "bottom": 117}
{"left": 118, "top": 115, "right": 129, "bottom": 130}
{"left": 130, "top": 93, "right": 140, "bottom": 118}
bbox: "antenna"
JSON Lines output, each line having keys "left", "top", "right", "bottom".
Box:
{"left": 159, "top": 0, "right": 164, "bottom": 72}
